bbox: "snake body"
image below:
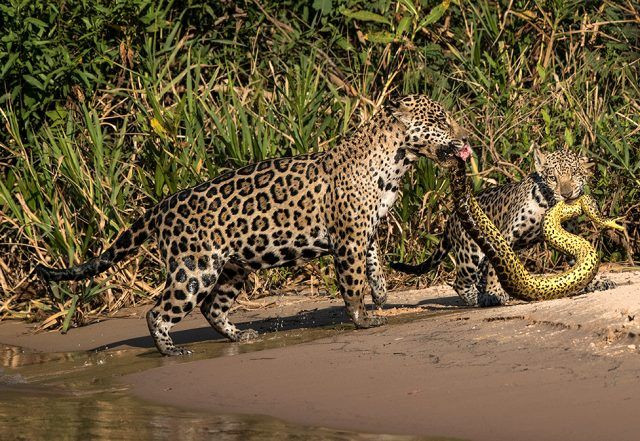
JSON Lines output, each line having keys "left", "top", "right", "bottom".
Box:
{"left": 449, "top": 159, "right": 624, "bottom": 300}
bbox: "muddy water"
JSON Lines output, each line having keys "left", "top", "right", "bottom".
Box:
{"left": 0, "top": 316, "right": 461, "bottom": 441}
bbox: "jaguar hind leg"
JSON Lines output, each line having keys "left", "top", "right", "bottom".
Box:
{"left": 452, "top": 268, "right": 480, "bottom": 307}
{"left": 147, "top": 253, "right": 224, "bottom": 356}
{"left": 200, "top": 262, "right": 258, "bottom": 342}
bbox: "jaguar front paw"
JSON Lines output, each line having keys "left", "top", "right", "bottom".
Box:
{"left": 354, "top": 314, "right": 388, "bottom": 329}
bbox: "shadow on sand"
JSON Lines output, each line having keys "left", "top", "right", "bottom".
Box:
{"left": 90, "top": 294, "right": 463, "bottom": 352}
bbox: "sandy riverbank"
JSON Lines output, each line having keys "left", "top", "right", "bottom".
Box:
{"left": 2, "top": 270, "right": 640, "bottom": 440}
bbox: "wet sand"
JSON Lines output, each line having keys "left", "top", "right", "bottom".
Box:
{"left": 2, "top": 270, "right": 640, "bottom": 440}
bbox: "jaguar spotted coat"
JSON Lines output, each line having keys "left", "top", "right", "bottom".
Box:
{"left": 37, "top": 95, "right": 472, "bottom": 356}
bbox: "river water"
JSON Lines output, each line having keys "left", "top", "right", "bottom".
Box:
{"left": 0, "top": 321, "right": 462, "bottom": 441}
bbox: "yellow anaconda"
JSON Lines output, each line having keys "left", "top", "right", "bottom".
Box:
{"left": 449, "top": 158, "right": 624, "bottom": 300}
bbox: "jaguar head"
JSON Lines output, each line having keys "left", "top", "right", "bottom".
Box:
{"left": 391, "top": 94, "right": 472, "bottom": 166}
{"left": 534, "top": 148, "right": 594, "bottom": 202}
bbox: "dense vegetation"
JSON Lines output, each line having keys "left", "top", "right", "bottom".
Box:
{"left": 1, "top": 0, "right": 638, "bottom": 329}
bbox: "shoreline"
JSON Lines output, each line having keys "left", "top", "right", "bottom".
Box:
{"left": 2, "top": 270, "right": 640, "bottom": 440}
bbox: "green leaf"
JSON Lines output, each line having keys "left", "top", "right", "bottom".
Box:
{"left": 418, "top": 0, "right": 450, "bottom": 28}
{"left": 541, "top": 108, "right": 551, "bottom": 134}
{"left": 312, "top": 0, "right": 332, "bottom": 15}
{"left": 1, "top": 53, "right": 19, "bottom": 77}
{"left": 23, "top": 74, "right": 44, "bottom": 90}
{"left": 341, "top": 9, "right": 391, "bottom": 25}
{"left": 396, "top": 16, "right": 412, "bottom": 36}
{"left": 564, "top": 127, "right": 574, "bottom": 147}
{"left": 336, "top": 36, "right": 354, "bottom": 51}
{"left": 45, "top": 107, "right": 68, "bottom": 123}
{"left": 367, "top": 31, "right": 396, "bottom": 44}
{"left": 24, "top": 17, "right": 47, "bottom": 29}
{"left": 398, "top": 0, "right": 418, "bottom": 18}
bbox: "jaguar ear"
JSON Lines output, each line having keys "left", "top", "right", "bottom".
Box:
{"left": 387, "top": 92, "right": 401, "bottom": 107}
{"left": 390, "top": 99, "right": 412, "bottom": 126}
{"left": 533, "top": 146, "right": 547, "bottom": 172}
{"left": 580, "top": 156, "right": 596, "bottom": 171}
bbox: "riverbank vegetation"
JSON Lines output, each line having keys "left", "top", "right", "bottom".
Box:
{"left": 1, "top": 0, "right": 638, "bottom": 328}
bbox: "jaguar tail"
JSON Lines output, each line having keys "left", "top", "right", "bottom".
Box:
{"left": 36, "top": 211, "right": 153, "bottom": 282}
{"left": 390, "top": 236, "right": 451, "bottom": 275}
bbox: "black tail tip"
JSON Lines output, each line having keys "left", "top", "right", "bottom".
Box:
{"left": 35, "top": 264, "right": 52, "bottom": 282}
{"left": 389, "top": 261, "right": 408, "bottom": 271}
{"left": 389, "top": 261, "right": 420, "bottom": 275}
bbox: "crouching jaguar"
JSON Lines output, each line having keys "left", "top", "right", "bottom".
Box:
{"left": 391, "top": 147, "right": 613, "bottom": 307}
{"left": 36, "top": 95, "right": 472, "bottom": 356}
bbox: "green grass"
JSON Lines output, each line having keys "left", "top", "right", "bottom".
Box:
{"left": 1, "top": 0, "right": 638, "bottom": 327}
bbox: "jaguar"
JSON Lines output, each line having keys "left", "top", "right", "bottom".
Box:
{"left": 391, "top": 148, "right": 611, "bottom": 306}
{"left": 37, "top": 94, "right": 472, "bottom": 356}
